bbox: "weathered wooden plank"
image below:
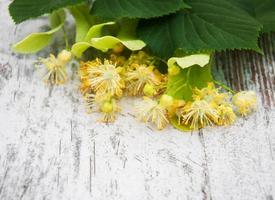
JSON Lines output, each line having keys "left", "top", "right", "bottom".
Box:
{"left": 205, "top": 33, "right": 275, "bottom": 200}
{"left": 0, "top": 1, "right": 275, "bottom": 200}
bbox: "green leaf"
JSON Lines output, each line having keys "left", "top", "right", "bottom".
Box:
{"left": 69, "top": 6, "right": 92, "bottom": 42}
{"left": 90, "top": 0, "right": 190, "bottom": 19}
{"left": 138, "top": 0, "right": 262, "bottom": 58}
{"left": 71, "top": 20, "right": 146, "bottom": 57}
{"left": 84, "top": 22, "right": 115, "bottom": 41}
{"left": 71, "top": 22, "right": 116, "bottom": 57}
{"left": 166, "top": 54, "right": 213, "bottom": 101}
{"left": 231, "top": 0, "right": 275, "bottom": 33}
{"left": 12, "top": 10, "right": 65, "bottom": 54}
{"left": 91, "top": 36, "right": 145, "bottom": 52}
{"left": 9, "top": 0, "right": 86, "bottom": 24}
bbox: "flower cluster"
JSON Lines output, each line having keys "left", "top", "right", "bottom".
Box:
{"left": 40, "top": 49, "right": 258, "bottom": 131}
{"left": 136, "top": 83, "right": 257, "bottom": 130}
{"left": 78, "top": 50, "right": 167, "bottom": 122}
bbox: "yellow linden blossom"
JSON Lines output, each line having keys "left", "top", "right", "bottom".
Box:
{"left": 232, "top": 91, "right": 257, "bottom": 116}
{"left": 80, "top": 59, "right": 125, "bottom": 97}
{"left": 99, "top": 99, "right": 120, "bottom": 123}
{"left": 192, "top": 83, "right": 216, "bottom": 99}
{"left": 79, "top": 59, "right": 102, "bottom": 94}
{"left": 192, "top": 82, "right": 231, "bottom": 106}
{"left": 216, "top": 105, "right": 236, "bottom": 126}
{"left": 110, "top": 54, "right": 126, "bottom": 66}
{"left": 180, "top": 100, "right": 218, "bottom": 130}
{"left": 125, "top": 51, "right": 155, "bottom": 70}
{"left": 125, "top": 65, "right": 163, "bottom": 96}
{"left": 40, "top": 50, "right": 72, "bottom": 85}
{"left": 84, "top": 93, "right": 110, "bottom": 113}
{"left": 167, "top": 99, "right": 185, "bottom": 119}
{"left": 136, "top": 97, "right": 169, "bottom": 130}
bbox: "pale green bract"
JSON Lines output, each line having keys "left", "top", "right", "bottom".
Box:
{"left": 71, "top": 22, "right": 115, "bottom": 58}
{"left": 166, "top": 54, "right": 213, "bottom": 131}
{"left": 71, "top": 22, "right": 145, "bottom": 58}
{"left": 69, "top": 6, "right": 91, "bottom": 42}
{"left": 90, "top": 36, "right": 146, "bottom": 52}
{"left": 167, "top": 54, "right": 210, "bottom": 69}
{"left": 12, "top": 10, "right": 65, "bottom": 54}
{"left": 166, "top": 54, "right": 213, "bottom": 101}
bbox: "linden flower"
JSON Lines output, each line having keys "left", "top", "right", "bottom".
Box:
{"left": 136, "top": 97, "right": 169, "bottom": 130}
{"left": 84, "top": 93, "right": 110, "bottom": 113}
{"left": 110, "top": 54, "right": 126, "bottom": 66}
{"left": 40, "top": 50, "right": 72, "bottom": 85}
{"left": 216, "top": 105, "right": 236, "bottom": 126}
{"left": 192, "top": 83, "right": 219, "bottom": 101}
{"left": 232, "top": 91, "right": 257, "bottom": 116}
{"left": 79, "top": 59, "right": 102, "bottom": 94}
{"left": 125, "top": 51, "right": 155, "bottom": 69}
{"left": 83, "top": 59, "right": 125, "bottom": 97}
{"left": 126, "top": 65, "right": 162, "bottom": 96}
{"left": 180, "top": 100, "right": 218, "bottom": 130}
{"left": 99, "top": 99, "right": 120, "bottom": 123}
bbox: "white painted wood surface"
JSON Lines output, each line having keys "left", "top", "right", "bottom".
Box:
{"left": 0, "top": 1, "right": 274, "bottom": 199}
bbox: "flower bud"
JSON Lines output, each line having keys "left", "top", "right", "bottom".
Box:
{"left": 143, "top": 84, "right": 156, "bottom": 97}
{"left": 101, "top": 101, "right": 113, "bottom": 113}
{"left": 112, "top": 43, "right": 124, "bottom": 54}
{"left": 232, "top": 91, "right": 257, "bottom": 116}
{"left": 58, "top": 50, "right": 72, "bottom": 64}
{"left": 160, "top": 94, "right": 174, "bottom": 107}
{"left": 168, "top": 65, "right": 180, "bottom": 76}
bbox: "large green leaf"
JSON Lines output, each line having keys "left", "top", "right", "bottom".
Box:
{"left": 138, "top": 0, "right": 262, "bottom": 58}
{"left": 231, "top": 0, "right": 275, "bottom": 33}
{"left": 9, "top": 0, "right": 86, "bottom": 24}
{"left": 90, "top": 0, "right": 190, "bottom": 19}
{"left": 12, "top": 10, "right": 65, "bottom": 54}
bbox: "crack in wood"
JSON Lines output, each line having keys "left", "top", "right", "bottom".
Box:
{"left": 199, "top": 129, "right": 212, "bottom": 200}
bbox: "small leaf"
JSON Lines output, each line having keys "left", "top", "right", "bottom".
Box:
{"left": 69, "top": 6, "right": 92, "bottom": 42}
{"left": 49, "top": 9, "right": 66, "bottom": 28}
{"left": 71, "top": 20, "right": 146, "bottom": 57}
{"left": 84, "top": 22, "right": 116, "bottom": 41}
{"left": 71, "top": 42, "right": 93, "bottom": 58}
{"left": 90, "top": 0, "right": 190, "bottom": 19}
{"left": 71, "top": 22, "right": 116, "bottom": 57}
{"left": 12, "top": 10, "right": 65, "bottom": 54}
{"left": 168, "top": 54, "right": 210, "bottom": 70}
{"left": 9, "top": 0, "right": 86, "bottom": 24}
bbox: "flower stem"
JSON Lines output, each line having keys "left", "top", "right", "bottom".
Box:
{"left": 214, "top": 80, "right": 236, "bottom": 94}
{"left": 63, "top": 27, "right": 69, "bottom": 50}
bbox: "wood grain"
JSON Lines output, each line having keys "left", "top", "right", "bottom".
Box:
{"left": 0, "top": 1, "right": 275, "bottom": 200}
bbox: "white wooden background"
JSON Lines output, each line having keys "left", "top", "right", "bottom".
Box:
{"left": 0, "top": 1, "right": 275, "bottom": 200}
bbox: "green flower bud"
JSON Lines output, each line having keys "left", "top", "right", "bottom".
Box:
{"left": 58, "top": 50, "right": 72, "bottom": 64}
{"left": 101, "top": 101, "right": 113, "bottom": 113}
{"left": 160, "top": 94, "right": 174, "bottom": 107}
{"left": 168, "top": 65, "right": 180, "bottom": 76}
{"left": 143, "top": 84, "right": 156, "bottom": 96}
